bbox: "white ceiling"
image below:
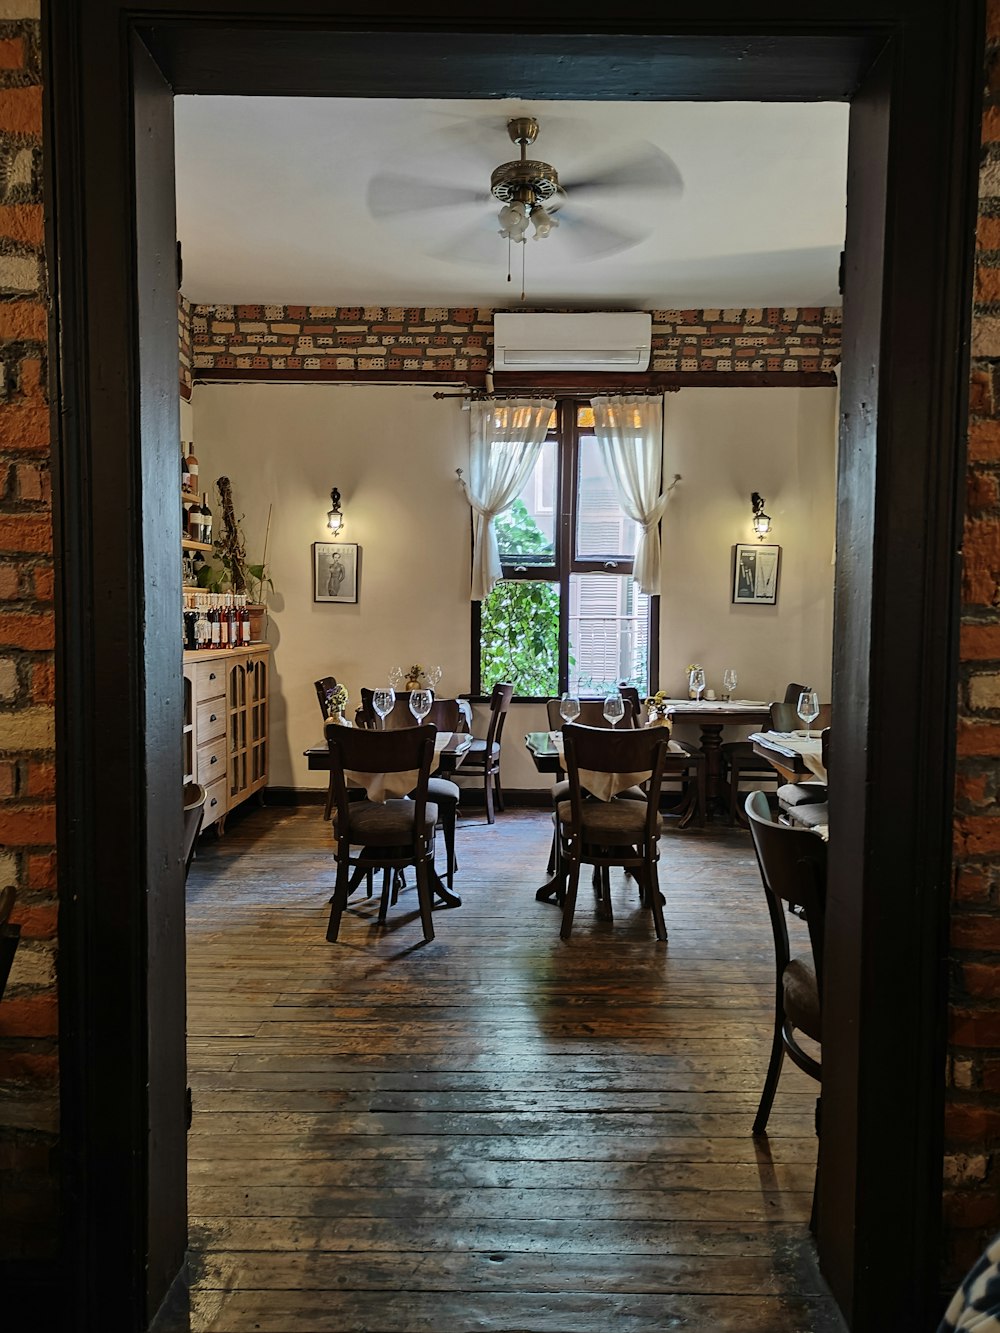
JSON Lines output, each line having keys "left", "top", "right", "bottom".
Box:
{"left": 174, "top": 97, "right": 849, "bottom": 310}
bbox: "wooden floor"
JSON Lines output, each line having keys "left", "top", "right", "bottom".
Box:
{"left": 173, "top": 804, "right": 843, "bottom": 1332}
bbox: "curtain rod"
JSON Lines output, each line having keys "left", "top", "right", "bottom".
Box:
{"left": 432, "top": 386, "right": 679, "bottom": 401}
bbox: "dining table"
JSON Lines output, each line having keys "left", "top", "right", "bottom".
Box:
{"left": 304, "top": 729, "right": 473, "bottom": 907}
{"left": 749, "top": 730, "right": 829, "bottom": 840}
{"left": 661, "top": 698, "right": 771, "bottom": 811}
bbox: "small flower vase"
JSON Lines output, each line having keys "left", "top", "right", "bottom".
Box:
{"left": 405, "top": 675, "right": 422, "bottom": 691}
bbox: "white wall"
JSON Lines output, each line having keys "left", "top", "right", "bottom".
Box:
{"left": 191, "top": 381, "right": 837, "bottom": 791}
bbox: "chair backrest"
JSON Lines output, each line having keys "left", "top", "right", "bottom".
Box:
{"left": 769, "top": 700, "right": 832, "bottom": 733}
{"left": 485, "top": 683, "right": 514, "bottom": 747}
{"left": 359, "top": 689, "right": 462, "bottom": 733}
{"left": 182, "top": 782, "right": 206, "bottom": 878}
{"left": 562, "top": 723, "right": 668, "bottom": 839}
{"left": 745, "top": 789, "right": 827, "bottom": 989}
{"left": 315, "top": 676, "right": 340, "bottom": 720}
{"left": 326, "top": 724, "right": 436, "bottom": 842}
{"left": 783, "top": 681, "right": 811, "bottom": 704}
{"left": 545, "top": 697, "right": 639, "bottom": 730}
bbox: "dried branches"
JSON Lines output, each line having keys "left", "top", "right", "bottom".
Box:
{"left": 215, "top": 475, "right": 247, "bottom": 594}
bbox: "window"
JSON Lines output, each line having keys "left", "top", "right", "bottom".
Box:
{"left": 475, "top": 402, "right": 658, "bottom": 698}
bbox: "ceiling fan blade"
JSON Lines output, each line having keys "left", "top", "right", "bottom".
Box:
{"left": 367, "top": 172, "right": 486, "bottom": 219}
{"left": 561, "top": 144, "right": 684, "bottom": 202}
{"left": 429, "top": 217, "right": 509, "bottom": 267}
{"left": 553, "top": 206, "right": 648, "bottom": 260}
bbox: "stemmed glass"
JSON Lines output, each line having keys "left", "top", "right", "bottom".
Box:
{"left": 372, "top": 686, "right": 395, "bottom": 726}
{"left": 603, "top": 693, "right": 626, "bottom": 728}
{"left": 409, "top": 688, "right": 433, "bottom": 723}
{"left": 722, "top": 667, "right": 738, "bottom": 701}
{"left": 388, "top": 666, "right": 405, "bottom": 690}
{"left": 689, "top": 667, "right": 706, "bottom": 702}
{"left": 424, "top": 665, "right": 443, "bottom": 689}
{"left": 559, "top": 692, "right": 581, "bottom": 724}
{"left": 797, "top": 689, "right": 820, "bottom": 734}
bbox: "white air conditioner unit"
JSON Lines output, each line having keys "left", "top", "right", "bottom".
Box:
{"left": 492, "top": 311, "right": 652, "bottom": 373}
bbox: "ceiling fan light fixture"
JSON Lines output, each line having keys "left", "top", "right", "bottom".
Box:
{"left": 498, "top": 200, "right": 530, "bottom": 243}
{"left": 531, "top": 206, "right": 558, "bottom": 240}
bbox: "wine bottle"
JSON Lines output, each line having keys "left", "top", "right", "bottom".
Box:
{"left": 181, "top": 444, "right": 190, "bottom": 496}
{"left": 200, "top": 491, "right": 212, "bottom": 546}
{"left": 227, "top": 595, "right": 238, "bottom": 649}
{"left": 240, "top": 595, "right": 251, "bottom": 645}
{"left": 210, "top": 595, "right": 221, "bottom": 648}
{"left": 186, "top": 441, "right": 199, "bottom": 496}
{"left": 219, "top": 594, "right": 229, "bottom": 648}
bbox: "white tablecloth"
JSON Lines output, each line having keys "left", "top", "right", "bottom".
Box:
{"left": 765, "top": 732, "right": 827, "bottom": 783}
{"left": 546, "top": 730, "right": 687, "bottom": 802}
{"left": 345, "top": 732, "right": 471, "bottom": 803}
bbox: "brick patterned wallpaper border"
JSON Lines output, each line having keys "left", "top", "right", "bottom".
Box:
{"left": 184, "top": 302, "right": 842, "bottom": 382}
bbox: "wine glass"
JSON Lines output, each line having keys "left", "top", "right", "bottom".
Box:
{"left": 372, "top": 687, "right": 395, "bottom": 725}
{"left": 559, "top": 692, "right": 580, "bottom": 724}
{"left": 797, "top": 689, "right": 820, "bottom": 734}
{"left": 388, "top": 665, "right": 405, "bottom": 689}
{"left": 603, "top": 693, "right": 626, "bottom": 728}
{"left": 722, "top": 667, "right": 738, "bottom": 701}
{"left": 409, "top": 688, "right": 433, "bottom": 722}
{"left": 425, "top": 665, "right": 443, "bottom": 688}
{"left": 689, "top": 667, "right": 706, "bottom": 702}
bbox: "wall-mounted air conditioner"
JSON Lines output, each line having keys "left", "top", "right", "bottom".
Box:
{"left": 492, "top": 311, "right": 652, "bottom": 373}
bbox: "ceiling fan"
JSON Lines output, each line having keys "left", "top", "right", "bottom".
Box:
{"left": 366, "top": 114, "right": 684, "bottom": 269}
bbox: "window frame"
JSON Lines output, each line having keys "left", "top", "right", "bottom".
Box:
{"left": 470, "top": 399, "right": 660, "bottom": 701}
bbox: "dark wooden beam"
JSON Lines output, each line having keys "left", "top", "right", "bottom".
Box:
{"left": 193, "top": 368, "right": 837, "bottom": 391}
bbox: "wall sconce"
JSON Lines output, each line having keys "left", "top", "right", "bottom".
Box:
{"left": 750, "top": 491, "right": 772, "bottom": 541}
{"left": 326, "top": 487, "right": 344, "bottom": 535}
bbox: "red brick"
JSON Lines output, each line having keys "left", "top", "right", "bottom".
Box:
{"left": 0, "top": 994, "right": 57, "bottom": 1038}
{"left": 29, "top": 659, "right": 53, "bottom": 705}
{"left": 982, "top": 1057, "right": 1000, "bottom": 1093}
{"left": 26, "top": 851, "right": 55, "bottom": 891}
{"left": 0, "top": 762, "right": 16, "bottom": 799}
{"left": 19, "top": 358, "right": 45, "bottom": 400}
{"left": 0, "top": 38, "right": 24, "bottom": 70}
{"left": 968, "top": 420, "right": 1000, "bottom": 462}
{"left": 25, "top": 761, "right": 53, "bottom": 800}
{"left": 943, "top": 1189, "right": 1000, "bottom": 1228}
{"left": 30, "top": 565, "right": 52, "bottom": 603}
{"left": 952, "top": 913, "right": 1000, "bottom": 950}
{"left": 0, "top": 806, "right": 55, "bottom": 846}
{"left": 0, "top": 516, "right": 51, "bottom": 554}
{"left": 961, "top": 623, "right": 1000, "bottom": 661}
{"left": 0, "top": 204, "right": 41, "bottom": 248}
{"left": 979, "top": 215, "right": 1000, "bottom": 252}
{"left": 0, "top": 87, "right": 41, "bottom": 136}
{"left": 0, "top": 564, "right": 20, "bottom": 600}
{"left": 0, "top": 613, "right": 53, "bottom": 650}
{"left": 979, "top": 265, "right": 1000, "bottom": 304}
{"left": 0, "top": 1051, "right": 56, "bottom": 1084}
{"left": 0, "top": 402, "right": 50, "bottom": 453}
{"left": 951, "top": 1008, "right": 1000, "bottom": 1047}
{"left": 955, "top": 814, "right": 1000, "bottom": 854}
{"left": 989, "top": 0, "right": 1000, "bottom": 44}
{"left": 961, "top": 961, "right": 1000, "bottom": 997}
{"left": 956, "top": 722, "right": 1000, "bottom": 758}
{"left": 12, "top": 904, "right": 56, "bottom": 940}
{"left": 969, "top": 469, "right": 1000, "bottom": 511}
{"left": 955, "top": 866, "right": 991, "bottom": 904}
{"left": 957, "top": 771, "right": 990, "bottom": 806}
{"left": 945, "top": 1098, "right": 1000, "bottom": 1138}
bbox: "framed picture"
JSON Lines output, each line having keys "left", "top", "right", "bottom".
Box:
{"left": 732, "top": 543, "right": 780, "bottom": 605}
{"left": 313, "top": 542, "right": 359, "bottom": 603}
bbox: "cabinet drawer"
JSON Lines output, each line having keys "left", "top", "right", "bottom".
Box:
{"left": 196, "top": 699, "right": 226, "bottom": 742}
{"left": 196, "top": 734, "right": 227, "bottom": 786}
{"left": 202, "top": 777, "right": 227, "bottom": 828}
{"left": 194, "top": 660, "right": 226, "bottom": 699}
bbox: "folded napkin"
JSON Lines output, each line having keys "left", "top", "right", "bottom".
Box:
{"left": 345, "top": 732, "right": 458, "bottom": 803}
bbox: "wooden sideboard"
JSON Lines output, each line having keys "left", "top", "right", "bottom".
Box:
{"left": 183, "top": 645, "right": 269, "bottom": 833}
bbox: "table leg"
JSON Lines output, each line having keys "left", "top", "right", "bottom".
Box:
{"left": 699, "top": 723, "right": 727, "bottom": 816}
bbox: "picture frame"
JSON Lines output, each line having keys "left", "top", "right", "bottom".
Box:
{"left": 313, "top": 542, "right": 359, "bottom": 604}
{"left": 732, "top": 543, "right": 780, "bottom": 605}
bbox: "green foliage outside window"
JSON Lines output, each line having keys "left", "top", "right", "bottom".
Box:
{"left": 481, "top": 501, "right": 561, "bottom": 696}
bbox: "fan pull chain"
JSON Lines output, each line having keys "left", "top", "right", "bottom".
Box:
{"left": 521, "top": 242, "right": 526, "bottom": 303}
{"left": 507, "top": 237, "right": 512, "bottom": 286}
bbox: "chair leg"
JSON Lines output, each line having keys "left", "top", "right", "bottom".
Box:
{"left": 323, "top": 774, "right": 335, "bottom": 821}
{"left": 326, "top": 852, "right": 353, "bottom": 942}
{"left": 415, "top": 857, "right": 435, "bottom": 942}
{"left": 646, "top": 857, "right": 667, "bottom": 943}
{"left": 378, "top": 868, "right": 393, "bottom": 923}
{"left": 560, "top": 858, "right": 581, "bottom": 940}
{"left": 484, "top": 769, "right": 495, "bottom": 824}
{"left": 493, "top": 766, "right": 505, "bottom": 813}
{"left": 442, "top": 801, "right": 456, "bottom": 890}
{"left": 753, "top": 1005, "right": 786, "bottom": 1135}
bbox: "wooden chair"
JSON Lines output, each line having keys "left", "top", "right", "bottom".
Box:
{"left": 452, "top": 682, "right": 513, "bottom": 823}
{"left": 182, "top": 782, "right": 206, "bottom": 879}
{"left": 326, "top": 724, "right": 439, "bottom": 943}
{"left": 618, "top": 687, "right": 706, "bottom": 826}
{"left": 556, "top": 723, "right": 670, "bottom": 942}
{"left": 357, "top": 689, "right": 461, "bottom": 889}
{"left": 0, "top": 885, "right": 20, "bottom": 1004}
{"left": 722, "top": 681, "right": 813, "bottom": 824}
{"left": 744, "top": 789, "right": 825, "bottom": 1134}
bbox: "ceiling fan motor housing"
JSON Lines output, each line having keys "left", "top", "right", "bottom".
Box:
{"left": 490, "top": 160, "right": 560, "bottom": 208}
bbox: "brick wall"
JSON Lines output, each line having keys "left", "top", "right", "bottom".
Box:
{"left": 0, "top": 1, "right": 57, "bottom": 1265}
{"left": 948, "top": 0, "right": 1000, "bottom": 1281}
{"left": 188, "top": 302, "right": 841, "bottom": 378}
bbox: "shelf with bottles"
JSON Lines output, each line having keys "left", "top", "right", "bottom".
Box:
{"left": 181, "top": 538, "right": 214, "bottom": 552}
{"left": 183, "top": 589, "right": 253, "bottom": 653}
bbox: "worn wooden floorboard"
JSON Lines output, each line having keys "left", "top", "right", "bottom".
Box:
{"left": 170, "top": 806, "right": 841, "bottom": 1332}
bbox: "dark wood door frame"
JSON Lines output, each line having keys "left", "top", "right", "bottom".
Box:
{"left": 42, "top": 4, "right": 980, "bottom": 1329}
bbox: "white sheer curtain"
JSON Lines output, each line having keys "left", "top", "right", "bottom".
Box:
{"left": 460, "top": 399, "right": 555, "bottom": 601}
{"left": 591, "top": 394, "right": 670, "bottom": 595}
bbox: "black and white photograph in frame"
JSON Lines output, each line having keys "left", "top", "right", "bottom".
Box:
{"left": 314, "top": 542, "right": 359, "bottom": 604}
{"left": 732, "top": 543, "right": 780, "bottom": 605}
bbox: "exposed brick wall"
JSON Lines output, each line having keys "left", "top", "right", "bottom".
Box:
{"left": 0, "top": 1, "right": 58, "bottom": 1264}
{"left": 188, "top": 302, "right": 841, "bottom": 378}
{"left": 949, "top": 0, "right": 1000, "bottom": 1281}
